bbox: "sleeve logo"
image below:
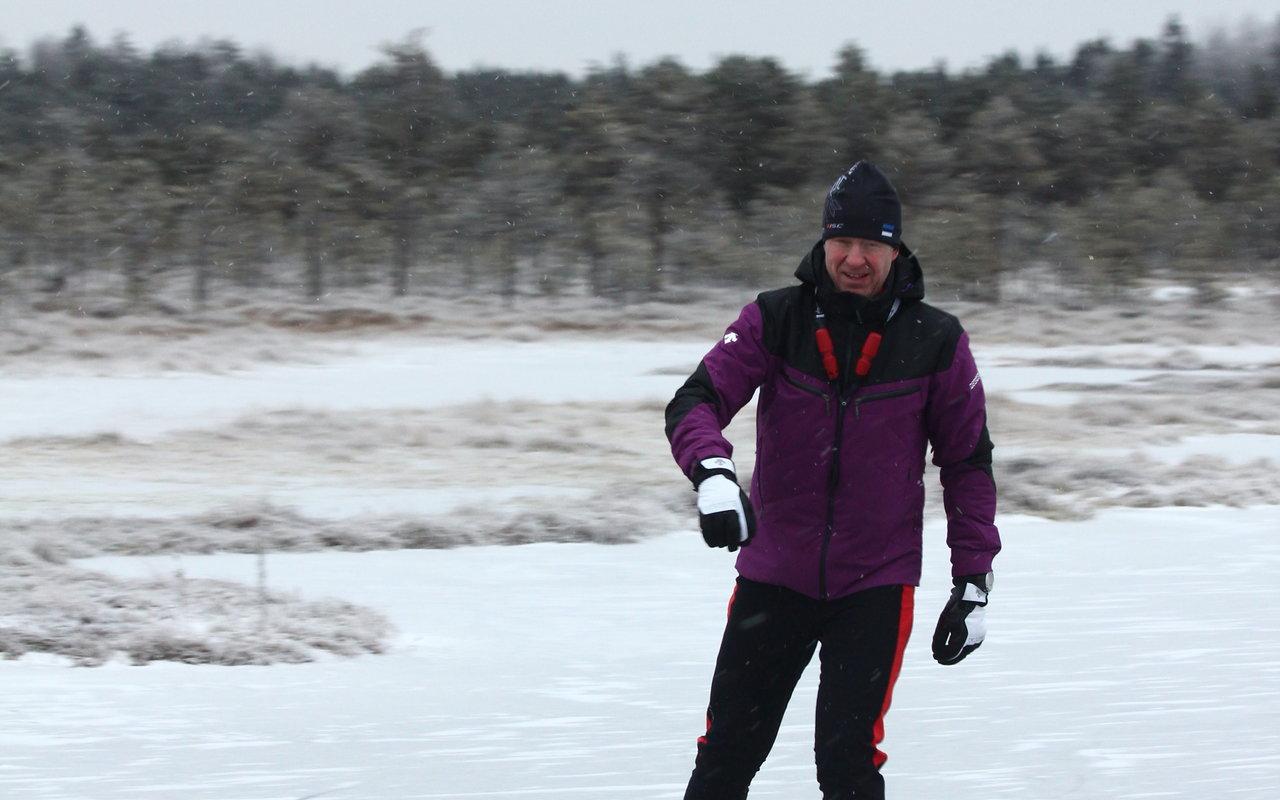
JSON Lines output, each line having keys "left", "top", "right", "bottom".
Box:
{"left": 968, "top": 372, "right": 981, "bottom": 391}
{"left": 723, "top": 332, "right": 739, "bottom": 344}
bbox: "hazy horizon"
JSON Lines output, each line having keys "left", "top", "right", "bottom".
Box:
{"left": 2, "top": 0, "right": 1278, "bottom": 79}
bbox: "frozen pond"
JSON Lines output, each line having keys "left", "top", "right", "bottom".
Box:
{"left": 4, "top": 335, "right": 1275, "bottom": 520}
{"left": 5, "top": 321, "right": 1280, "bottom": 798}
{"left": 0, "top": 340, "right": 712, "bottom": 441}
{"left": 0, "top": 338, "right": 1248, "bottom": 442}
{"left": 2, "top": 505, "right": 1272, "bottom": 799}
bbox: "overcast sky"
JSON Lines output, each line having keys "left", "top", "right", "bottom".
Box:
{"left": 2, "top": 0, "right": 1277, "bottom": 78}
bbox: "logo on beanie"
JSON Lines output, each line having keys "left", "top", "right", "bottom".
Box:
{"left": 880, "top": 223, "right": 895, "bottom": 238}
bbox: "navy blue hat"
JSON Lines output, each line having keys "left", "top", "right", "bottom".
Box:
{"left": 821, "top": 161, "right": 903, "bottom": 249}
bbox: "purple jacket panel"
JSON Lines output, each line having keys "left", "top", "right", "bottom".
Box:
{"left": 669, "top": 302, "right": 778, "bottom": 478}
{"left": 737, "top": 363, "right": 837, "bottom": 597}
{"left": 822, "top": 375, "right": 933, "bottom": 597}
{"left": 925, "top": 331, "right": 1000, "bottom": 576}
{"left": 738, "top": 369, "right": 936, "bottom": 598}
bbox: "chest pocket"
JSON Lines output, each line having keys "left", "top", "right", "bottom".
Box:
{"left": 758, "top": 366, "right": 835, "bottom": 510}
{"left": 852, "top": 384, "right": 923, "bottom": 419}
{"left": 779, "top": 367, "right": 832, "bottom": 415}
{"left": 849, "top": 383, "right": 927, "bottom": 468}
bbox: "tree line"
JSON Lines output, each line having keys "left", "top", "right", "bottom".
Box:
{"left": 0, "top": 18, "right": 1277, "bottom": 308}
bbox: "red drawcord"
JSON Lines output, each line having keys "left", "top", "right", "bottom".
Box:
{"left": 815, "top": 327, "right": 839, "bottom": 380}
{"left": 855, "top": 332, "right": 882, "bottom": 377}
{"left": 815, "top": 305, "right": 883, "bottom": 381}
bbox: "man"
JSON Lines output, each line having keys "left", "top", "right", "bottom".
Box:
{"left": 665, "top": 161, "right": 1000, "bottom": 800}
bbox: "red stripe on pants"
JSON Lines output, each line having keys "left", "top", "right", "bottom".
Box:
{"left": 697, "top": 582, "right": 741, "bottom": 748}
{"left": 871, "top": 585, "right": 914, "bottom": 769}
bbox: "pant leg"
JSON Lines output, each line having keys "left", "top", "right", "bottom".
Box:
{"left": 813, "top": 584, "right": 914, "bottom": 800}
{"left": 684, "top": 578, "right": 819, "bottom": 800}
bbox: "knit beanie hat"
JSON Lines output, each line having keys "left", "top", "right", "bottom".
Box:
{"left": 821, "top": 161, "right": 903, "bottom": 248}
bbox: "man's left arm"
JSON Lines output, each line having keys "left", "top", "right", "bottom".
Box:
{"left": 925, "top": 327, "right": 1000, "bottom": 664}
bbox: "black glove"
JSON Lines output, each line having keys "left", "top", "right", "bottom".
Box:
{"left": 693, "top": 457, "right": 756, "bottom": 552}
{"left": 932, "top": 572, "right": 992, "bottom": 665}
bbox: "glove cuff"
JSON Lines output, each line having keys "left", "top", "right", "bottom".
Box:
{"left": 693, "top": 457, "right": 737, "bottom": 488}
{"left": 954, "top": 572, "right": 993, "bottom": 605}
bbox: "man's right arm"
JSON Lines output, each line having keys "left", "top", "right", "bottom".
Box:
{"left": 664, "top": 300, "right": 776, "bottom": 483}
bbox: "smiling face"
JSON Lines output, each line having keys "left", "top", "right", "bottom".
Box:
{"left": 823, "top": 237, "right": 898, "bottom": 297}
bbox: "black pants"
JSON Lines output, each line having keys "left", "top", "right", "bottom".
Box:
{"left": 684, "top": 578, "right": 915, "bottom": 800}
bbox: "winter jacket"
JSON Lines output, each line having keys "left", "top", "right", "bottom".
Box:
{"left": 665, "top": 241, "right": 1000, "bottom": 600}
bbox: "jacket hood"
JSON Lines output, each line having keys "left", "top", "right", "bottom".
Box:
{"left": 795, "top": 239, "right": 926, "bottom": 309}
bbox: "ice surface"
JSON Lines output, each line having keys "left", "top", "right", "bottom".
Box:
{"left": 984, "top": 343, "right": 1280, "bottom": 368}
{"left": 7, "top": 337, "right": 1261, "bottom": 444}
{"left": 0, "top": 340, "right": 711, "bottom": 441}
{"left": 1111, "top": 433, "right": 1280, "bottom": 465}
{"left": 5, "top": 312, "right": 1280, "bottom": 798}
{"left": 3, "top": 505, "right": 1274, "bottom": 799}
{"left": 0, "top": 474, "right": 593, "bottom": 521}
{"left": 6, "top": 335, "right": 1273, "bottom": 523}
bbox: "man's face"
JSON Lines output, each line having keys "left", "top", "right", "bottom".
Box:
{"left": 823, "top": 237, "right": 898, "bottom": 297}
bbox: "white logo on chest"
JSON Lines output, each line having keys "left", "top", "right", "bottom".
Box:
{"left": 723, "top": 332, "right": 739, "bottom": 345}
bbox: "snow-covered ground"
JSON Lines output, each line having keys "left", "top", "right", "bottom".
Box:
{"left": 5, "top": 335, "right": 1275, "bottom": 521}
{"left": 6, "top": 507, "right": 1279, "bottom": 799}
{"left": 3, "top": 292, "right": 1280, "bottom": 798}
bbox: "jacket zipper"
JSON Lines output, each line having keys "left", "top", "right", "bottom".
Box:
{"left": 815, "top": 299, "right": 904, "bottom": 600}
{"left": 853, "top": 386, "right": 920, "bottom": 418}
{"left": 819, "top": 394, "right": 845, "bottom": 600}
{"left": 818, "top": 331, "right": 858, "bottom": 601}
{"left": 781, "top": 371, "right": 831, "bottom": 415}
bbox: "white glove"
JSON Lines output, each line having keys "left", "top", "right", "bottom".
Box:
{"left": 693, "top": 457, "right": 755, "bottom": 552}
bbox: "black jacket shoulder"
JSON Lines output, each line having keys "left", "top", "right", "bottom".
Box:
{"left": 754, "top": 284, "right": 814, "bottom": 358}
{"left": 892, "top": 300, "right": 966, "bottom": 374}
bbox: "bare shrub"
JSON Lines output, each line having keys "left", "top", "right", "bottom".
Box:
{"left": 0, "top": 559, "right": 391, "bottom": 666}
